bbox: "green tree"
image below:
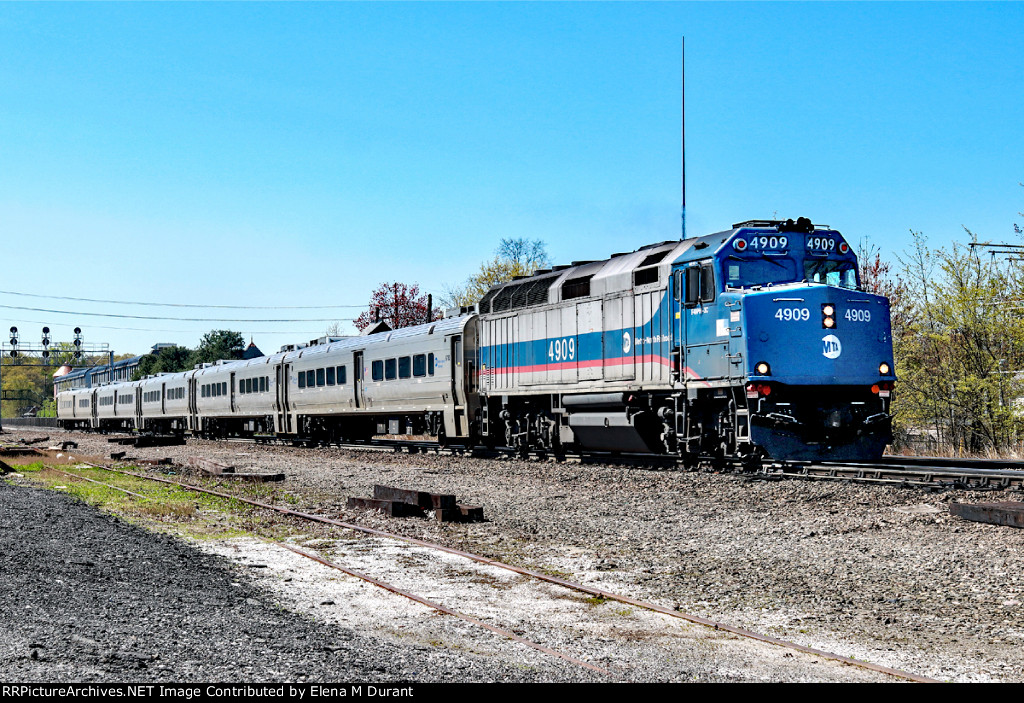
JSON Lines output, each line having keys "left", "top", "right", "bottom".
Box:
{"left": 133, "top": 345, "right": 194, "bottom": 380}
{"left": 894, "top": 230, "right": 1024, "bottom": 454}
{"left": 191, "top": 330, "right": 245, "bottom": 365}
{"left": 441, "top": 238, "right": 551, "bottom": 308}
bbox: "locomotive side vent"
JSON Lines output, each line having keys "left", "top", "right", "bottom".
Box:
{"left": 562, "top": 276, "right": 592, "bottom": 301}
{"left": 633, "top": 267, "right": 660, "bottom": 287}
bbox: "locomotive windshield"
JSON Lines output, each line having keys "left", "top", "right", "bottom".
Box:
{"left": 722, "top": 230, "right": 860, "bottom": 290}
{"left": 724, "top": 257, "right": 799, "bottom": 288}
{"left": 804, "top": 260, "right": 858, "bottom": 289}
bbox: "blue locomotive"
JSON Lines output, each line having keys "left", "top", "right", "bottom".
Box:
{"left": 56, "top": 218, "right": 894, "bottom": 463}
{"left": 476, "top": 217, "right": 894, "bottom": 462}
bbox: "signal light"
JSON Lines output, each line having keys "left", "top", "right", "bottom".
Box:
{"left": 822, "top": 303, "right": 837, "bottom": 329}
{"left": 9, "top": 349, "right": 17, "bottom": 358}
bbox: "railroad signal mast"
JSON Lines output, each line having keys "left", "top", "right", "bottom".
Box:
{"left": 0, "top": 326, "right": 112, "bottom": 432}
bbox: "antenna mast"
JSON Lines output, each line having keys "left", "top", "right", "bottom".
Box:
{"left": 681, "top": 36, "right": 686, "bottom": 240}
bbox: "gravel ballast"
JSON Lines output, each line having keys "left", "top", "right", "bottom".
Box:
{"left": 7, "top": 427, "right": 1024, "bottom": 682}
{"left": 0, "top": 480, "right": 600, "bottom": 683}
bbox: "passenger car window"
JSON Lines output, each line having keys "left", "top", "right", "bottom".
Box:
{"left": 337, "top": 366, "right": 346, "bottom": 384}
{"left": 428, "top": 353, "right": 435, "bottom": 376}
{"left": 399, "top": 356, "right": 411, "bottom": 379}
{"left": 372, "top": 360, "right": 384, "bottom": 381}
{"left": 385, "top": 358, "right": 397, "bottom": 380}
{"left": 298, "top": 373, "right": 306, "bottom": 389}
{"left": 306, "top": 370, "right": 315, "bottom": 387}
{"left": 326, "top": 367, "right": 335, "bottom": 385}
{"left": 413, "top": 354, "right": 426, "bottom": 377}
{"left": 316, "top": 368, "right": 325, "bottom": 387}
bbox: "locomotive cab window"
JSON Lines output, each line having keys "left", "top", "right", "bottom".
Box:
{"left": 684, "top": 263, "right": 716, "bottom": 306}
{"left": 725, "top": 257, "right": 798, "bottom": 289}
{"left": 804, "top": 260, "right": 858, "bottom": 290}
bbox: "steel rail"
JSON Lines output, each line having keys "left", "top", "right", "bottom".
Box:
{"left": 79, "top": 461, "right": 937, "bottom": 683}
{"left": 48, "top": 466, "right": 152, "bottom": 500}
{"left": 277, "top": 543, "right": 611, "bottom": 676}
{"left": 45, "top": 464, "right": 610, "bottom": 676}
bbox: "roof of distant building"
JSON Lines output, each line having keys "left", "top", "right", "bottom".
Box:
{"left": 242, "top": 338, "right": 264, "bottom": 360}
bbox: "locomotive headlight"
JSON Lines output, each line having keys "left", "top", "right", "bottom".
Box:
{"left": 879, "top": 362, "right": 891, "bottom": 375}
{"left": 822, "top": 303, "right": 836, "bottom": 329}
{"left": 755, "top": 361, "right": 771, "bottom": 375}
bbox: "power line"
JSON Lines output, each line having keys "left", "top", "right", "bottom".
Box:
{"left": 0, "top": 289, "right": 365, "bottom": 310}
{"left": 0, "top": 303, "right": 355, "bottom": 324}
{"left": 0, "top": 316, "right": 342, "bottom": 335}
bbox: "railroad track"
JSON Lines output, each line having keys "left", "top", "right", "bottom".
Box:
{"left": 759, "top": 459, "right": 1024, "bottom": 490}
{"left": 24, "top": 457, "right": 934, "bottom": 683}
{"left": 11, "top": 428, "right": 1024, "bottom": 490}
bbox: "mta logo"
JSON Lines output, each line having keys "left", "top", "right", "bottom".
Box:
{"left": 822, "top": 334, "right": 842, "bottom": 359}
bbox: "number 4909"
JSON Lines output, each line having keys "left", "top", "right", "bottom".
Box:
{"left": 774, "top": 308, "right": 810, "bottom": 322}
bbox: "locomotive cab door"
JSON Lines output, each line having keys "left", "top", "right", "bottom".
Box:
{"left": 671, "top": 267, "right": 686, "bottom": 383}
{"left": 682, "top": 260, "right": 728, "bottom": 381}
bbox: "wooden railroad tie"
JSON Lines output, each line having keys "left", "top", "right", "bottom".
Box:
{"left": 346, "top": 483, "right": 483, "bottom": 522}
{"left": 187, "top": 456, "right": 284, "bottom": 482}
{"left": 950, "top": 501, "right": 1024, "bottom": 528}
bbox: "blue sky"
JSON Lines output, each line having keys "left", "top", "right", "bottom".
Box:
{"left": 1, "top": 2, "right": 1021, "bottom": 357}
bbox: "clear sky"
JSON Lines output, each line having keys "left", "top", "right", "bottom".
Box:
{"left": 1, "top": 2, "right": 1021, "bottom": 357}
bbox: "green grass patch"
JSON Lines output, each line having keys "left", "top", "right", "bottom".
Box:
{"left": 19, "top": 464, "right": 297, "bottom": 541}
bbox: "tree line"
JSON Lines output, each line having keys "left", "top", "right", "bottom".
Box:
{"left": 132, "top": 330, "right": 248, "bottom": 379}
{"left": 868, "top": 223, "right": 1024, "bottom": 455}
